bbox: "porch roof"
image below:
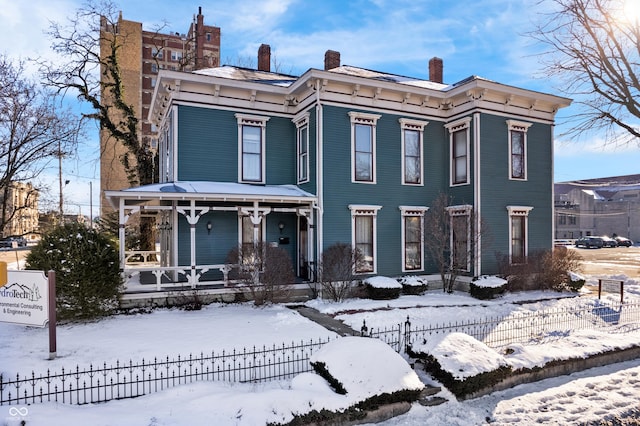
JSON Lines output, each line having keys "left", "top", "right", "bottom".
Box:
{"left": 105, "top": 181, "right": 317, "bottom": 206}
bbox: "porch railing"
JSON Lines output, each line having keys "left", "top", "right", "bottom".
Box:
{"left": 123, "top": 251, "right": 237, "bottom": 291}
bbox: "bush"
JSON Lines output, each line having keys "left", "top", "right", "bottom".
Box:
{"left": 399, "top": 276, "right": 428, "bottom": 295}
{"left": 25, "top": 223, "right": 122, "bottom": 321}
{"left": 226, "top": 242, "right": 294, "bottom": 306}
{"left": 364, "top": 276, "right": 402, "bottom": 300}
{"left": 317, "top": 243, "right": 364, "bottom": 302}
{"left": 469, "top": 276, "right": 507, "bottom": 300}
{"left": 496, "top": 247, "right": 583, "bottom": 292}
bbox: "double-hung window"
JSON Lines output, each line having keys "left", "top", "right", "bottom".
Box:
{"left": 507, "top": 206, "right": 533, "bottom": 264}
{"left": 236, "top": 114, "right": 269, "bottom": 183}
{"left": 294, "top": 113, "right": 310, "bottom": 184}
{"left": 400, "top": 206, "right": 428, "bottom": 271}
{"left": 446, "top": 205, "right": 472, "bottom": 272}
{"left": 507, "top": 120, "right": 532, "bottom": 180}
{"left": 399, "top": 119, "right": 428, "bottom": 185}
{"left": 349, "top": 205, "right": 382, "bottom": 274}
{"left": 445, "top": 118, "right": 472, "bottom": 186}
{"left": 349, "top": 112, "right": 380, "bottom": 183}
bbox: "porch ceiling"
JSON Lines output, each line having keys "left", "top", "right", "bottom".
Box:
{"left": 104, "top": 181, "right": 317, "bottom": 207}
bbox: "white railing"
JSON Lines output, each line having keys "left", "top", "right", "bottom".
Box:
{"left": 123, "top": 251, "right": 236, "bottom": 291}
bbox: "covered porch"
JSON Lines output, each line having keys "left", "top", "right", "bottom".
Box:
{"left": 105, "top": 181, "right": 318, "bottom": 296}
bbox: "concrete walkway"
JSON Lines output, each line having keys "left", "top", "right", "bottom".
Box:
{"left": 291, "top": 306, "right": 361, "bottom": 336}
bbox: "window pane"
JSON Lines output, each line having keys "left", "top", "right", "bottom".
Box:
{"left": 355, "top": 124, "right": 372, "bottom": 151}
{"left": 405, "top": 130, "right": 419, "bottom": 156}
{"left": 511, "top": 131, "right": 525, "bottom": 179}
{"left": 454, "top": 131, "right": 466, "bottom": 156}
{"left": 242, "top": 126, "right": 262, "bottom": 181}
{"left": 453, "top": 130, "right": 467, "bottom": 183}
{"left": 512, "top": 156, "right": 524, "bottom": 179}
{"left": 355, "top": 215, "right": 374, "bottom": 272}
{"left": 298, "top": 126, "right": 308, "bottom": 181}
{"left": 405, "top": 216, "right": 422, "bottom": 270}
{"left": 405, "top": 157, "right": 420, "bottom": 183}
{"left": 404, "top": 130, "right": 421, "bottom": 184}
{"left": 354, "top": 124, "right": 373, "bottom": 182}
{"left": 455, "top": 157, "right": 467, "bottom": 182}
{"left": 452, "top": 215, "right": 468, "bottom": 269}
{"left": 511, "top": 131, "right": 523, "bottom": 154}
{"left": 511, "top": 216, "right": 525, "bottom": 262}
{"left": 355, "top": 152, "right": 372, "bottom": 181}
{"left": 243, "top": 126, "right": 261, "bottom": 153}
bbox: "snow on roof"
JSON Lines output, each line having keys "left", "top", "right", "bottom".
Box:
{"left": 329, "top": 65, "right": 450, "bottom": 90}
{"left": 310, "top": 336, "right": 424, "bottom": 401}
{"left": 412, "top": 332, "right": 509, "bottom": 380}
{"left": 193, "top": 66, "right": 297, "bottom": 87}
{"left": 582, "top": 189, "right": 606, "bottom": 200}
{"left": 107, "top": 181, "right": 316, "bottom": 201}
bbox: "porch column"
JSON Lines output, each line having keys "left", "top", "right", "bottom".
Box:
{"left": 240, "top": 201, "right": 271, "bottom": 246}
{"left": 118, "top": 198, "right": 126, "bottom": 270}
{"left": 177, "top": 200, "right": 210, "bottom": 288}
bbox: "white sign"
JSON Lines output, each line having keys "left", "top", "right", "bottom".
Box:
{"left": 0, "top": 270, "right": 49, "bottom": 327}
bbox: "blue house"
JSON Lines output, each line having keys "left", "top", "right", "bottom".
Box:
{"left": 106, "top": 48, "right": 571, "bottom": 297}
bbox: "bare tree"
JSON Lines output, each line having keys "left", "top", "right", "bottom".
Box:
{"left": 38, "top": 0, "right": 154, "bottom": 187}
{"left": 0, "top": 56, "right": 81, "bottom": 237}
{"left": 226, "top": 242, "right": 295, "bottom": 306}
{"left": 37, "top": 0, "right": 158, "bottom": 250}
{"left": 424, "top": 193, "right": 487, "bottom": 293}
{"left": 317, "top": 242, "right": 365, "bottom": 302}
{"left": 531, "top": 0, "right": 640, "bottom": 146}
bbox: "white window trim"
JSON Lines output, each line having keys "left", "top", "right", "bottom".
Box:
{"left": 506, "top": 120, "right": 532, "bottom": 181}
{"left": 399, "top": 118, "right": 428, "bottom": 186}
{"left": 446, "top": 204, "right": 473, "bottom": 272}
{"left": 445, "top": 117, "right": 472, "bottom": 187}
{"left": 236, "top": 114, "right": 269, "bottom": 184}
{"left": 294, "top": 112, "right": 310, "bottom": 184}
{"left": 506, "top": 205, "right": 533, "bottom": 264}
{"left": 349, "top": 112, "right": 381, "bottom": 184}
{"left": 348, "top": 204, "right": 382, "bottom": 274}
{"left": 399, "top": 206, "right": 428, "bottom": 272}
{"left": 238, "top": 213, "right": 266, "bottom": 246}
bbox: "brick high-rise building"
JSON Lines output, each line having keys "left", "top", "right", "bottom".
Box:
{"left": 99, "top": 7, "right": 220, "bottom": 214}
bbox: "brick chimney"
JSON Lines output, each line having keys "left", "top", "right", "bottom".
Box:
{"left": 258, "top": 44, "right": 271, "bottom": 72}
{"left": 324, "top": 50, "right": 340, "bottom": 70}
{"left": 429, "top": 57, "right": 443, "bottom": 84}
{"left": 194, "top": 7, "right": 205, "bottom": 70}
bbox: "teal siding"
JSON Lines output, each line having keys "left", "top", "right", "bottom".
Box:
{"left": 479, "top": 114, "right": 553, "bottom": 273}
{"left": 265, "top": 116, "right": 296, "bottom": 185}
{"left": 177, "top": 106, "right": 296, "bottom": 184}
{"left": 320, "top": 105, "right": 450, "bottom": 277}
{"left": 177, "top": 106, "right": 238, "bottom": 181}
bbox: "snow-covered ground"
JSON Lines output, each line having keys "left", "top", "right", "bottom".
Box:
{"left": 2, "top": 268, "right": 640, "bottom": 424}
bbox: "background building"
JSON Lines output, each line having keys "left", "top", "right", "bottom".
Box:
{"left": 555, "top": 174, "right": 640, "bottom": 242}
{"left": 0, "top": 182, "right": 39, "bottom": 241}
{"left": 99, "top": 7, "right": 220, "bottom": 214}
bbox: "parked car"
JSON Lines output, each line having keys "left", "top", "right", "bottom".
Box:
{"left": 615, "top": 236, "right": 634, "bottom": 247}
{"left": 0, "top": 237, "right": 28, "bottom": 248}
{"left": 600, "top": 236, "right": 618, "bottom": 247}
{"left": 575, "top": 236, "right": 604, "bottom": 248}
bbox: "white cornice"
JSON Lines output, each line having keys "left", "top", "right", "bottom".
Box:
{"left": 150, "top": 68, "right": 572, "bottom": 126}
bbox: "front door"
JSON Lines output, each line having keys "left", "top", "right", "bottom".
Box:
{"left": 299, "top": 216, "right": 309, "bottom": 280}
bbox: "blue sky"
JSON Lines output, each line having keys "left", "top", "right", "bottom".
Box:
{"left": 1, "top": 0, "right": 639, "bottom": 216}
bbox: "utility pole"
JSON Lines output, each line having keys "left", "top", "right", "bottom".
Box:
{"left": 89, "top": 181, "right": 93, "bottom": 228}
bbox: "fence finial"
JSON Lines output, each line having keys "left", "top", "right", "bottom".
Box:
{"left": 361, "top": 319, "right": 369, "bottom": 337}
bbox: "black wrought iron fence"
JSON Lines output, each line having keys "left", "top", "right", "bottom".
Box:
{"left": 4, "top": 301, "right": 640, "bottom": 407}
{"left": 0, "top": 337, "right": 332, "bottom": 406}
{"left": 365, "top": 301, "right": 640, "bottom": 351}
